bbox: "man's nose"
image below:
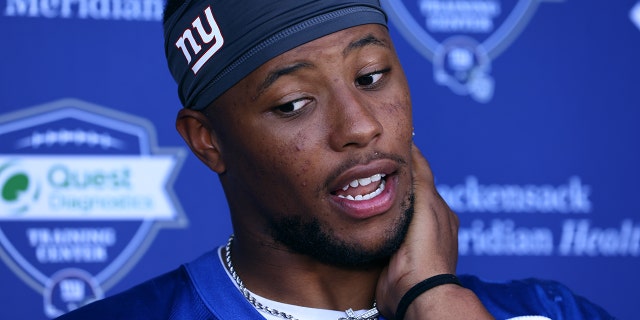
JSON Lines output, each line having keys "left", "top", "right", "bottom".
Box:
{"left": 327, "top": 87, "right": 383, "bottom": 151}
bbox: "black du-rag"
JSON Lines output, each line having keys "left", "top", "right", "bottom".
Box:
{"left": 163, "top": 0, "right": 387, "bottom": 110}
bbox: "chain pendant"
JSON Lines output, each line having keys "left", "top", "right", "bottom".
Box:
{"left": 338, "top": 305, "right": 380, "bottom": 320}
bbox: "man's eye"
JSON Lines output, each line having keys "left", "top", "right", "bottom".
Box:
{"left": 275, "top": 98, "right": 312, "bottom": 114}
{"left": 355, "top": 71, "right": 385, "bottom": 87}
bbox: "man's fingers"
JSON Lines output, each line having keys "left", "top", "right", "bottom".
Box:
{"left": 410, "top": 143, "right": 435, "bottom": 187}
{"left": 408, "top": 144, "right": 459, "bottom": 275}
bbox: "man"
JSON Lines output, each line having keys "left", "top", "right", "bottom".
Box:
{"left": 58, "top": 0, "right": 613, "bottom": 319}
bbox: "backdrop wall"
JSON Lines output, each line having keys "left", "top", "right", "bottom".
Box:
{"left": 1, "top": 0, "right": 638, "bottom": 319}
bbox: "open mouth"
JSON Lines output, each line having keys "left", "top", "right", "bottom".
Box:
{"left": 333, "top": 173, "right": 387, "bottom": 201}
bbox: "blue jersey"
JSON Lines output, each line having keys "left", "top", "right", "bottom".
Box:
{"left": 56, "top": 249, "right": 614, "bottom": 320}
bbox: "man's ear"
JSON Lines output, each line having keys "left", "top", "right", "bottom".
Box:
{"left": 175, "top": 108, "right": 226, "bottom": 173}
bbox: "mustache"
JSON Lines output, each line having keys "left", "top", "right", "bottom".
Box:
{"left": 320, "top": 150, "right": 408, "bottom": 193}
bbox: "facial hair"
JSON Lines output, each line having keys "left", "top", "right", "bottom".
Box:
{"left": 269, "top": 191, "right": 414, "bottom": 269}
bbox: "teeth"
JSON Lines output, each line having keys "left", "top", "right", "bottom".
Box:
{"left": 338, "top": 174, "right": 386, "bottom": 201}
{"left": 342, "top": 173, "right": 386, "bottom": 191}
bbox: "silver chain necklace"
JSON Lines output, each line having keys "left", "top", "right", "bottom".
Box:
{"left": 224, "top": 235, "right": 379, "bottom": 320}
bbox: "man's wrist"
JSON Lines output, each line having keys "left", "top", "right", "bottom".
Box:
{"left": 401, "top": 284, "right": 494, "bottom": 320}
{"left": 395, "top": 274, "right": 462, "bottom": 320}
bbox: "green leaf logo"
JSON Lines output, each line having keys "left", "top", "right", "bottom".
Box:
{"left": 2, "top": 172, "right": 29, "bottom": 202}
{"left": 0, "top": 162, "right": 39, "bottom": 215}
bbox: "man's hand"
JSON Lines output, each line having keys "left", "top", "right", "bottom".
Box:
{"left": 375, "top": 144, "right": 494, "bottom": 319}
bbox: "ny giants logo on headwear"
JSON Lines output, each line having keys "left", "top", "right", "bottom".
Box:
{"left": 175, "top": 6, "right": 224, "bottom": 74}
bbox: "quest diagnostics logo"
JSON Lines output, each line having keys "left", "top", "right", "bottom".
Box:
{"left": 0, "top": 99, "right": 186, "bottom": 318}
{"left": 0, "top": 156, "right": 177, "bottom": 220}
{"left": 381, "top": 0, "right": 563, "bottom": 102}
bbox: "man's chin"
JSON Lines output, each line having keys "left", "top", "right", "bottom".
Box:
{"left": 269, "top": 193, "right": 414, "bottom": 269}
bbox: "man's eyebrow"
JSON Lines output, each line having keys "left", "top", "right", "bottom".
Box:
{"left": 342, "top": 34, "right": 389, "bottom": 57}
{"left": 254, "top": 62, "right": 314, "bottom": 100}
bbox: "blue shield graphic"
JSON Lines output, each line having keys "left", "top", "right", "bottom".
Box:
{"left": 0, "top": 99, "right": 186, "bottom": 318}
{"left": 381, "top": 0, "right": 561, "bottom": 102}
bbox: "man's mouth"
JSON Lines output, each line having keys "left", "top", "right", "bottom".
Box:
{"left": 334, "top": 173, "right": 387, "bottom": 201}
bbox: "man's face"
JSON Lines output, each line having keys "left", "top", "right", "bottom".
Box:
{"left": 208, "top": 24, "right": 414, "bottom": 267}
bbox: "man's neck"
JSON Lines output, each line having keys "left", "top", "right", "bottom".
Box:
{"left": 226, "top": 233, "right": 382, "bottom": 312}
